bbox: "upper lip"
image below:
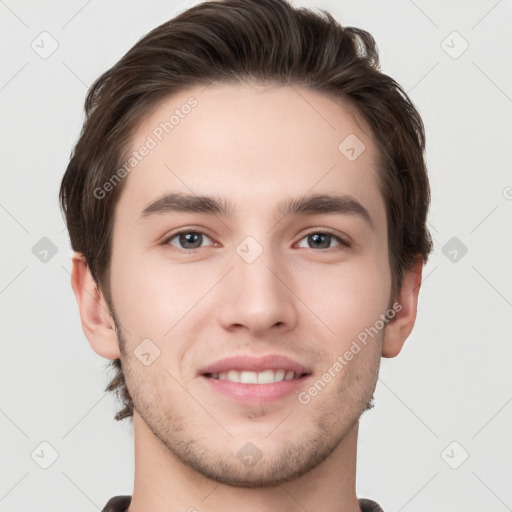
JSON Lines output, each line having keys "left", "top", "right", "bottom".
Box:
{"left": 198, "top": 354, "right": 311, "bottom": 376}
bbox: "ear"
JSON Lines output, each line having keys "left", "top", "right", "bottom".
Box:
{"left": 382, "top": 257, "right": 423, "bottom": 358}
{"left": 70, "top": 253, "right": 121, "bottom": 359}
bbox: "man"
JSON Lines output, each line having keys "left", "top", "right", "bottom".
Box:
{"left": 60, "top": 0, "right": 432, "bottom": 510}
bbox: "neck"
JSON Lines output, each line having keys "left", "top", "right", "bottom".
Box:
{"left": 127, "top": 411, "right": 362, "bottom": 512}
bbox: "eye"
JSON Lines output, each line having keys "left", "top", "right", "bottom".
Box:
{"left": 296, "top": 231, "right": 350, "bottom": 250}
{"left": 164, "top": 229, "right": 214, "bottom": 251}
{"left": 163, "top": 229, "right": 350, "bottom": 253}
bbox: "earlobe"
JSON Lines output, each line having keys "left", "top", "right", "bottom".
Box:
{"left": 70, "top": 253, "right": 121, "bottom": 360}
{"left": 381, "top": 258, "right": 423, "bottom": 358}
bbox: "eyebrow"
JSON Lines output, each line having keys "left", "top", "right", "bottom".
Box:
{"left": 139, "top": 192, "right": 374, "bottom": 228}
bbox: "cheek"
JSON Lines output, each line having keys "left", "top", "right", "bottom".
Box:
{"left": 300, "top": 254, "right": 391, "bottom": 348}
{"left": 109, "top": 249, "right": 161, "bottom": 340}
{"left": 109, "top": 251, "right": 216, "bottom": 341}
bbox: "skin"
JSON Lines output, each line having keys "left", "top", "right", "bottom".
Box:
{"left": 71, "top": 83, "right": 423, "bottom": 512}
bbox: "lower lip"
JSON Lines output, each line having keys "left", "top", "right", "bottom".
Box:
{"left": 200, "top": 375, "right": 311, "bottom": 405}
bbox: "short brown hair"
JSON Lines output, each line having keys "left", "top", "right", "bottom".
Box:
{"left": 60, "top": 0, "right": 433, "bottom": 421}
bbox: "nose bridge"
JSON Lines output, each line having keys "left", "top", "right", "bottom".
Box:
{"left": 218, "top": 234, "right": 297, "bottom": 334}
{"left": 237, "top": 241, "right": 280, "bottom": 297}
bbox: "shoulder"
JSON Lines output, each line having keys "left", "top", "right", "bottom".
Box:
{"left": 101, "top": 495, "right": 132, "bottom": 512}
{"left": 359, "top": 497, "right": 386, "bottom": 512}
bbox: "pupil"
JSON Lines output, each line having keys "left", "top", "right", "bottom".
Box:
{"left": 181, "top": 232, "right": 200, "bottom": 248}
{"left": 311, "top": 233, "right": 329, "bottom": 248}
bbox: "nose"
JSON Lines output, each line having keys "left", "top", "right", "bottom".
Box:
{"left": 217, "top": 245, "right": 299, "bottom": 337}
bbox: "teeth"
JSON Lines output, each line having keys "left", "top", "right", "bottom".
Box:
{"left": 227, "top": 370, "right": 240, "bottom": 382}
{"left": 274, "top": 369, "right": 285, "bottom": 382}
{"left": 240, "top": 371, "right": 257, "bottom": 384}
{"left": 257, "top": 369, "right": 275, "bottom": 384}
{"left": 210, "top": 369, "right": 300, "bottom": 384}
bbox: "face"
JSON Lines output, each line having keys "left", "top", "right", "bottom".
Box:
{"left": 108, "top": 83, "right": 392, "bottom": 486}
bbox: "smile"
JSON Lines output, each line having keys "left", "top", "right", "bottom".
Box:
{"left": 205, "top": 369, "right": 305, "bottom": 384}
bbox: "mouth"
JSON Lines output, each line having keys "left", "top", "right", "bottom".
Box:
{"left": 203, "top": 369, "right": 309, "bottom": 384}
{"left": 198, "top": 354, "right": 312, "bottom": 405}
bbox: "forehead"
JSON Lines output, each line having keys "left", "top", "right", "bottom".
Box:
{"left": 116, "top": 83, "right": 385, "bottom": 227}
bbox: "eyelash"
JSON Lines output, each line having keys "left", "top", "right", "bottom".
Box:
{"left": 163, "top": 228, "right": 351, "bottom": 253}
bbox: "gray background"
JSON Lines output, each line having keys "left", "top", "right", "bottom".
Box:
{"left": 1, "top": 0, "right": 511, "bottom": 510}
